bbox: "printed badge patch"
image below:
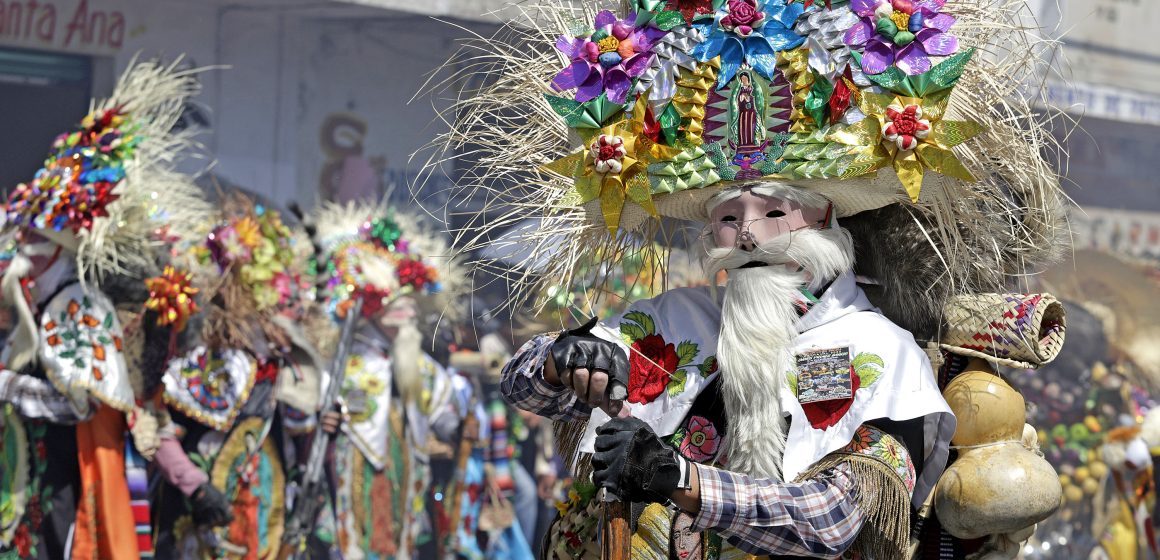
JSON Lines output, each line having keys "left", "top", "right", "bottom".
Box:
{"left": 794, "top": 346, "right": 853, "bottom": 403}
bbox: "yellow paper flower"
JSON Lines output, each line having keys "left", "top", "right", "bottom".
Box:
{"left": 544, "top": 94, "right": 683, "bottom": 235}
{"left": 829, "top": 89, "right": 984, "bottom": 202}
{"left": 144, "top": 266, "right": 199, "bottom": 332}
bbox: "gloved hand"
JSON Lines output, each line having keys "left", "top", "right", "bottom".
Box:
{"left": 128, "top": 406, "right": 160, "bottom": 461}
{"left": 190, "top": 483, "right": 234, "bottom": 528}
{"left": 593, "top": 417, "right": 682, "bottom": 504}
{"left": 550, "top": 317, "right": 629, "bottom": 410}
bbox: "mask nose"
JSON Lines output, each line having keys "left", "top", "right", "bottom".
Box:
{"left": 737, "top": 229, "right": 756, "bottom": 252}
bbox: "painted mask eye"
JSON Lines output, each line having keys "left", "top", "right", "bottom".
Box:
{"left": 765, "top": 210, "right": 785, "bottom": 218}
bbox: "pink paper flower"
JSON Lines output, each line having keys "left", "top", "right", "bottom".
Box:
{"left": 720, "top": 0, "right": 766, "bottom": 37}
{"left": 679, "top": 415, "right": 720, "bottom": 461}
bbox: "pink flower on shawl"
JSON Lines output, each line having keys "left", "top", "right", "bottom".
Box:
{"left": 679, "top": 416, "right": 721, "bottom": 461}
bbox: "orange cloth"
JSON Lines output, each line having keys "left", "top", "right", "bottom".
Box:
{"left": 73, "top": 404, "right": 139, "bottom": 559}
{"left": 227, "top": 455, "right": 261, "bottom": 560}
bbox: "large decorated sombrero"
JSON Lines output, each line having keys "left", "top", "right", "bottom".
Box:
{"left": 3, "top": 59, "right": 210, "bottom": 284}
{"left": 311, "top": 201, "right": 467, "bottom": 324}
{"left": 424, "top": 0, "right": 1066, "bottom": 314}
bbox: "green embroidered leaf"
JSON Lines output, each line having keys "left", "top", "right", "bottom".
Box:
{"left": 786, "top": 370, "right": 799, "bottom": 396}
{"left": 622, "top": 311, "right": 656, "bottom": 335}
{"left": 82, "top": 297, "right": 91, "bottom": 307}
{"left": 61, "top": 331, "right": 76, "bottom": 341}
{"left": 851, "top": 352, "right": 884, "bottom": 370}
{"left": 668, "top": 427, "right": 688, "bottom": 447}
{"left": 853, "top": 353, "right": 885, "bottom": 387}
{"left": 698, "top": 356, "right": 717, "bottom": 377}
{"left": 676, "top": 341, "right": 698, "bottom": 366}
{"left": 102, "top": 313, "right": 113, "bottom": 329}
{"left": 58, "top": 351, "right": 76, "bottom": 359}
{"left": 73, "top": 359, "right": 85, "bottom": 369}
{"left": 97, "top": 336, "right": 111, "bottom": 345}
{"left": 619, "top": 322, "right": 647, "bottom": 343}
{"left": 667, "top": 368, "right": 688, "bottom": 397}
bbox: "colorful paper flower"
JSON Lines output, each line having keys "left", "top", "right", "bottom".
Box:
{"left": 691, "top": 0, "right": 806, "bottom": 88}
{"left": 5, "top": 108, "right": 137, "bottom": 233}
{"left": 544, "top": 95, "right": 683, "bottom": 234}
{"left": 882, "top": 103, "right": 930, "bottom": 150}
{"left": 844, "top": 0, "right": 959, "bottom": 75}
{"left": 830, "top": 88, "right": 982, "bottom": 201}
{"left": 679, "top": 415, "right": 721, "bottom": 461}
{"left": 591, "top": 134, "right": 628, "bottom": 173}
{"left": 552, "top": 11, "right": 667, "bottom": 104}
{"left": 144, "top": 266, "right": 199, "bottom": 332}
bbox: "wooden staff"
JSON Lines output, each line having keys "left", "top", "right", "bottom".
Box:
{"left": 601, "top": 490, "right": 632, "bottom": 560}
{"left": 440, "top": 410, "right": 479, "bottom": 558}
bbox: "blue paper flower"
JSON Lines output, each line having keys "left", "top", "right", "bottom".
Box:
{"left": 691, "top": 0, "right": 806, "bottom": 88}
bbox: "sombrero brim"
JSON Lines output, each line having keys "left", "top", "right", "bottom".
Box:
{"left": 586, "top": 169, "right": 957, "bottom": 232}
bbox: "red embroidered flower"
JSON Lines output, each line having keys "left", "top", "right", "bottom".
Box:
{"left": 800, "top": 366, "right": 859, "bottom": 429}
{"left": 27, "top": 495, "right": 43, "bottom": 528}
{"left": 628, "top": 334, "right": 679, "bottom": 404}
{"left": 883, "top": 103, "right": 931, "bottom": 151}
{"left": 13, "top": 524, "right": 31, "bottom": 556}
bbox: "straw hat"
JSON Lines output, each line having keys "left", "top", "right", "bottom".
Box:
{"left": 425, "top": 0, "right": 1066, "bottom": 311}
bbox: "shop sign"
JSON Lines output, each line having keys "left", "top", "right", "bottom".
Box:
{"left": 0, "top": 0, "right": 131, "bottom": 55}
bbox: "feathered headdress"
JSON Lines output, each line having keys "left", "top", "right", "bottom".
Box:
{"left": 421, "top": 0, "right": 1068, "bottom": 332}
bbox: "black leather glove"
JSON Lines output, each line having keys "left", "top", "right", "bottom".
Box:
{"left": 592, "top": 417, "right": 682, "bottom": 504}
{"left": 550, "top": 317, "right": 629, "bottom": 401}
{"left": 191, "top": 483, "right": 234, "bottom": 528}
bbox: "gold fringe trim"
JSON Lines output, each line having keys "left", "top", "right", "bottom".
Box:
{"left": 554, "top": 418, "right": 592, "bottom": 481}
{"left": 796, "top": 453, "right": 911, "bottom": 560}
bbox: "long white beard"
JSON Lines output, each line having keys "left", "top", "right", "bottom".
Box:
{"left": 703, "top": 226, "right": 856, "bottom": 479}
{"left": 391, "top": 320, "right": 423, "bottom": 403}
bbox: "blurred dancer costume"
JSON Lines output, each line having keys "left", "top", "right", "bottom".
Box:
{"left": 0, "top": 60, "right": 208, "bottom": 559}
{"left": 150, "top": 192, "right": 324, "bottom": 560}
{"left": 428, "top": 0, "right": 1073, "bottom": 557}
{"left": 307, "top": 201, "right": 466, "bottom": 559}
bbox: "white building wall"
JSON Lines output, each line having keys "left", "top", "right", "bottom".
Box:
{"left": 0, "top": 0, "right": 498, "bottom": 208}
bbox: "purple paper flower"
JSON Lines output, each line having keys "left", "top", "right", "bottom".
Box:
{"left": 844, "top": 0, "right": 959, "bottom": 75}
{"left": 552, "top": 11, "right": 667, "bottom": 104}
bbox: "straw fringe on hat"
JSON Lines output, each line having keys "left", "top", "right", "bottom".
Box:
{"left": 420, "top": 0, "right": 1069, "bottom": 316}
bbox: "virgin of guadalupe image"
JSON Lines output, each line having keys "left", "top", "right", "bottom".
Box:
{"left": 727, "top": 69, "right": 768, "bottom": 178}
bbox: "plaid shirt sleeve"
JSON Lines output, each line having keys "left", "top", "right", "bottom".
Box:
{"left": 692, "top": 462, "right": 863, "bottom": 559}
{"left": 499, "top": 334, "right": 593, "bottom": 422}
{"left": 0, "top": 368, "right": 90, "bottom": 423}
